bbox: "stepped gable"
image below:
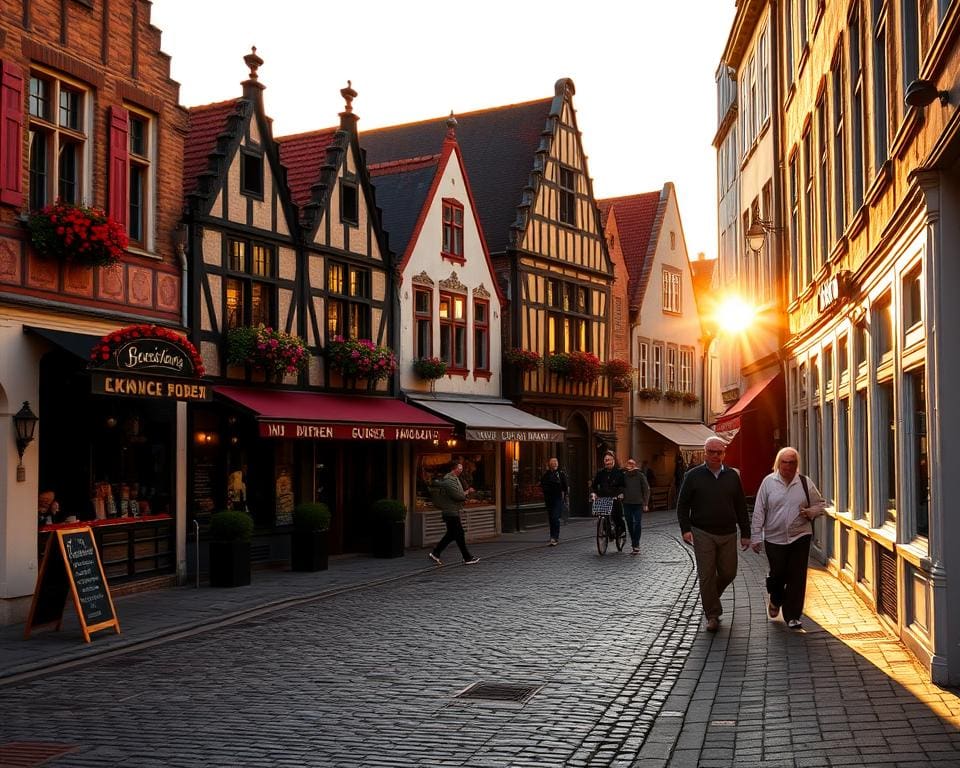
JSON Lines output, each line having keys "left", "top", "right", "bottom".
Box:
{"left": 275, "top": 127, "right": 341, "bottom": 210}
{"left": 183, "top": 99, "right": 246, "bottom": 198}
{"left": 361, "top": 97, "right": 553, "bottom": 255}
{"left": 599, "top": 189, "right": 663, "bottom": 312}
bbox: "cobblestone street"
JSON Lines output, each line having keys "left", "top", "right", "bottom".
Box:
{"left": 2, "top": 514, "right": 959, "bottom": 767}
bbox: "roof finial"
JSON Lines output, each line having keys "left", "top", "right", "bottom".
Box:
{"left": 446, "top": 111, "right": 457, "bottom": 139}
{"left": 244, "top": 46, "right": 263, "bottom": 81}
{"left": 341, "top": 80, "right": 357, "bottom": 113}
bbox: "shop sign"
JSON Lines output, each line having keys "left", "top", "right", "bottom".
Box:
{"left": 259, "top": 421, "right": 452, "bottom": 440}
{"left": 90, "top": 371, "right": 211, "bottom": 402}
{"left": 465, "top": 428, "right": 564, "bottom": 442}
{"left": 817, "top": 271, "right": 849, "bottom": 313}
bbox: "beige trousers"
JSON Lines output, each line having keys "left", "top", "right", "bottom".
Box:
{"left": 691, "top": 527, "right": 739, "bottom": 619}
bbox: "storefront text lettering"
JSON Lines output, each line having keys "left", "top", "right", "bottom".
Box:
{"left": 101, "top": 375, "right": 209, "bottom": 401}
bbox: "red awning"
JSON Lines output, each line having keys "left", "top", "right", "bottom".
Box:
{"left": 713, "top": 370, "right": 782, "bottom": 433}
{"left": 215, "top": 385, "right": 455, "bottom": 441}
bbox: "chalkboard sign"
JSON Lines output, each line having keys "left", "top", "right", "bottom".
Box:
{"left": 25, "top": 527, "right": 120, "bottom": 643}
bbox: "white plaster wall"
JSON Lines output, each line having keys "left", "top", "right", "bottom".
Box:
{"left": 397, "top": 150, "right": 502, "bottom": 397}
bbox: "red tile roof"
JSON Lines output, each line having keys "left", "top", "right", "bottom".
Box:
{"left": 275, "top": 128, "right": 340, "bottom": 209}
{"left": 183, "top": 99, "right": 244, "bottom": 197}
{"left": 598, "top": 190, "right": 663, "bottom": 310}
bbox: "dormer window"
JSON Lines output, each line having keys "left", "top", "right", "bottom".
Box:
{"left": 442, "top": 199, "right": 464, "bottom": 263}
{"left": 240, "top": 149, "right": 263, "bottom": 198}
{"left": 341, "top": 180, "right": 359, "bottom": 225}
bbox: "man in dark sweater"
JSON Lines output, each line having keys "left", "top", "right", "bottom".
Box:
{"left": 676, "top": 437, "right": 750, "bottom": 632}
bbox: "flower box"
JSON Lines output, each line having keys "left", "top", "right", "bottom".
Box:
{"left": 664, "top": 389, "right": 685, "bottom": 402}
{"left": 682, "top": 392, "right": 700, "bottom": 404}
{"left": 226, "top": 324, "right": 309, "bottom": 380}
{"left": 546, "top": 351, "right": 602, "bottom": 384}
{"left": 504, "top": 348, "right": 541, "bottom": 372}
{"left": 638, "top": 387, "right": 663, "bottom": 400}
{"left": 28, "top": 201, "right": 128, "bottom": 268}
{"left": 325, "top": 336, "right": 397, "bottom": 381}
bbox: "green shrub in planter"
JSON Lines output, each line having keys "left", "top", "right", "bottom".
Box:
{"left": 209, "top": 509, "right": 254, "bottom": 541}
{"left": 208, "top": 509, "right": 253, "bottom": 587}
{"left": 371, "top": 498, "right": 406, "bottom": 558}
{"left": 292, "top": 502, "right": 331, "bottom": 532}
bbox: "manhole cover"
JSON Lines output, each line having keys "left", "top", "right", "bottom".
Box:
{"left": 0, "top": 742, "right": 79, "bottom": 767}
{"left": 838, "top": 630, "right": 889, "bottom": 640}
{"left": 454, "top": 681, "right": 542, "bottom": 704}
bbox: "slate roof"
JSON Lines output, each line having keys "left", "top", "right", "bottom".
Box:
{"left": 598, "top": 189, "right": 664, "bottom": 311}
{"left": 360, "top": 98, "right": 554, "bottom": 255}
{"left": 367, "top": 155, "right": 441, "bottom": 263}
{"left": 183, "top": 99, "right": 245, "bottom": 197}
{"left": 275, "top": 128, "right": 341, "bottom": 210}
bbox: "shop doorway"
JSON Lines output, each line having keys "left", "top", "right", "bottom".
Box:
{"left": 564, "top": 413, "right": 590, "bottom": 516}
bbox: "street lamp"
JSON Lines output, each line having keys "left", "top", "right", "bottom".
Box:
{"left": 13, "top": 400, "right": 39, "bottom": 483}
{"left": 746, "top": 216, "right": 778, "bottom": 255}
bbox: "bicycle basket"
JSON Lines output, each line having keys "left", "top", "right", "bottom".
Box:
{"left": 592, "top": 497, "right": 615, "bottom": 516}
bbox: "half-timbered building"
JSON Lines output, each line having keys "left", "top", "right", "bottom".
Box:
{"left": 184, "top": 55, "right": 449, "bottom": 557}
{"left": 0, "top": 1, "right": 194, "bottom": 622}
{"left": 363, "top": 79, "right": 614, "bottom": 525}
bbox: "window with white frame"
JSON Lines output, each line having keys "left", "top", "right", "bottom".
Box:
{"left": 638, "top": 341, "right": 649, "bottom": 389}
{"left": 837, "top": 397, "right": 850, "bottom": 513}
{"left": 680, "top": 348, "right": 693, "bottom": 392}
{"left": 907, "top": 368, "right": 928, "bottom": 539}
{"left": 831, "top": 49, "right": 847, "bottom": 241}
{"left": 653, "top": 344, "right": 663, "bottom": 389}
{"left": 878, "top": 380, "right": 896, "bottom": 525}
{"left": 662, "top": 268, "right": 681, "bottom": 313}
{"left": 849, "top": 7, "right": 866, "bottom": 209}
{"left": 28, "top": 70, "right": 89, "bottom": 210}
{"left": 666, "top": 346, "right": 677, "bottom": 390}
{"left": 871, "top": 0, "right": 890, "bottom": 172}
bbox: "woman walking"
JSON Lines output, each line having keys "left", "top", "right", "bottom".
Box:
{"left": 622, "top": 458, "right": 650, "bottom": 554}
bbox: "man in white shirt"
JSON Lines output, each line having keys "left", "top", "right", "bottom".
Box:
{"left": 750, "top": 447, "right": 827, "bottom": 630}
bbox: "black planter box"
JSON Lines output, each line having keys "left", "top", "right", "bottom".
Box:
{"left": 373, "top": 520, "right": 405, "bottom": 558}
{"left": 209, "top": 540, "right": 251, "bottom": 587}
{"left": 291, "top": 530, "right": 329, "bottom": 572}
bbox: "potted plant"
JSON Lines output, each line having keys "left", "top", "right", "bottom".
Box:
{"left": 28, "top": 200, "right": 128, "bottom": 268}
{"left": 370, "top": 498, "right": 407, "bottom": 558}
{"left": 208, "top": 509, "right": 253, "bottom": 587}
{"left": 604, "top": 359, "right": 633, "bottom": 392}
{"left": 504, "top": 348, "right": 541, "bottom": 372}
{"left": 638, "top": 387, "right": 663, "bottom": 400}
{"left": 291, "top": 502, "right": 331, "bottom": 572}
{"left": 226, "top": 324, "right": 309, "bottom": 381}
{"left": 325, "top": 336, "right": 397, "bottom": 382}
{"left": 413, "top": 356, "right": 448, "bottom": 380}
{"left": 682, "top": 391, "right": 700, "bottom": 405}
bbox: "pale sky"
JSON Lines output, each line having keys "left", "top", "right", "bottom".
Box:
{"left": 151, "top": 0, "right": 736, "bottom": 261}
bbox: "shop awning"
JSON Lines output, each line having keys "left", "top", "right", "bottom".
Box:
{"left": 713, "top": 370, "right": 782, "bottom": 434}
{"left": 215, "top": 385, "right": 455, "bottom": 441}
{"left": 25, "top": 326, "right": 101, "bottom": 361}
{"left": 641, "top": 420, "right": 718, "bottom": 449}
{"left": 408, "top": 395, "right": 565, "bottom": 441}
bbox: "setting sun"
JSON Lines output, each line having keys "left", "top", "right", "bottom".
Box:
{"left": 715, "top": 296, "right": 755, "bottom": 334}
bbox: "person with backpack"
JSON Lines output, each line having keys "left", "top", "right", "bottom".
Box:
{"left": 750, "top": 446, "right": 828, "bottom": 630}
{"left": 539, "top": 457, "right": 569, "bottom": 546}
{"left": 428, "top": 462, "right": 480, "bottom": 566}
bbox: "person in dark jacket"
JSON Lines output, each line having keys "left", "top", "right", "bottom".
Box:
{"left": 676, "top": 437, "right": 750, "bottom": 632}
{"left": 622, "top": 458, "right": 651, "bottom": 554}
{"left": 428, "top": 463, "right": 480, "bottom": 566}
{"left": 539, "top": 457, "right": 569, "bottom": 546}
{"left": 591, "top": 451, "right": 626, "bottom": 538}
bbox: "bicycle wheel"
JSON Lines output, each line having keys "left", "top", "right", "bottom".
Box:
{"left": 596, "top": 516, "right": 608, "bottom": 555}
{"left": 615, "top": 522, "right": 627, "bottom": 552}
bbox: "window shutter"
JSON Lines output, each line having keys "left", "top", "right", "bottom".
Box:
{"left": 0, "top": 60, "right": 25, "bottom": 207}
{"left": 108, "top": 106, "right": 129, "bottom": 228}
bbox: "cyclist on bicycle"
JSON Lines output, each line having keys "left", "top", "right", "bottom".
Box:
{"left": 591, "top": 451, "right": 626, "bottom": 538}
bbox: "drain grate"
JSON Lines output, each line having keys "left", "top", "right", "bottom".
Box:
{"left": 838, "top": 630, "right": 889, "bottom": 640}
{"left": 0, "top": 742, "right": 79, "bottom": 767}
{"left": 454, "top": 681, "right": 542, "bottom": 704}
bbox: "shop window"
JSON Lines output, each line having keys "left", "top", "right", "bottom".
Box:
{"left": 240, "top": 149, "right": 264, "bottom": 198}
{"left": 837, "top": 398, "right": 849, "bottom": 513}
{"left": 853, "top": 389, "right": 868, "bottom": 518}
{"left": 558, "top": 165, "right": 577, "bottom": 226}
{"left": 415, "top": 450, "right": 494, "bottom": 511}
{"left": 473, "top": 299, "right": 489, "bottom": 372}
{"left": 812, "top": 355, "right": 820, "bottom": 396}
{"left": 813, "top": 405, "right": 823, "bottom": 486}
{"left": 547, "top": 279, "right": 591, "bottom": 353}
{"left": 225, "top": 239, "right": 275, "bottom": 330}
{"left": 800, "top": 409, "right": 809, "bottom": 473}
{"left": 878, "top": 381, "right": 896, "bottom": 526}
{"left": 29, "top": 71, "right": 88, "bottom": 210}
{"left": 908, "top": 369, "right": 928, "bottom": 539}
{"left": 341, "top": 180, "right": 358, "bottom": 225}
{"left": 327, "top": 261, "right": 371, "bottom": 340}
{"left": 799, "top": 361, "right": 808, "bottom": 401}
{"left": 824, "top": 345, "right": 833, "bottom": 389}
{"left": 903, "top": 264, "right": 922, "bottom": 331}
{"left": 414, "top": 287, "right": 432, "bottom": 358}
{"left": 442, "top": 199, "right": 464, "bottom": 262}
{"left": 439, "top": 292, "right": 467, "bottom": 370}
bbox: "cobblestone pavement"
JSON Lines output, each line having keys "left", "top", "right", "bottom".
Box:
{"left": 1, "top": 513, "right": 959, "bottom": 767}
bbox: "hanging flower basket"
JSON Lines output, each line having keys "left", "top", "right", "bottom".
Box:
{"left": 602, "top": 358, "right": 632, "bottom": 378}
{"left": 638, "top": 387, "right": 663, "bottom": 400}
{"left": 325, "top": 336, "right": 397, "bottom": 381}
{"left": 413, "top": 357, "right": 447, "bottom": 380}
{"left": 504, "top": 348, "right": 542, "bottom": 372}
{"left": 546, "top": 350, "right": 602, "bottom": 383}
{"left": 28, "top": 200, "right": 128, "bottom": 268}
{"left": 611, "top": 375, "right": 633, "bottom": 392}
{"left": 227, "top": 324, "right": 309, "bottom": 379}
{"left": 91, "top": 324, "right": 206, "bottom": 377}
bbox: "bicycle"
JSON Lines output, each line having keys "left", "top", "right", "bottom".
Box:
{"left": 592, "top": 496, "right": 626, "bottom": 555}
